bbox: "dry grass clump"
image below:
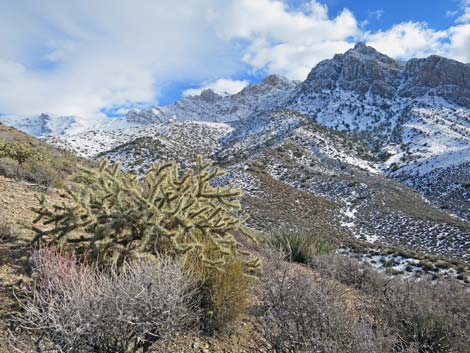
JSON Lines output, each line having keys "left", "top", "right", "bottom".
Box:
{"left": 0, "top": 222, "right": 14, "bottom": 241}
{"left": 10, "top": 247, "right": 200, "bottom": 353}
{"left": 198, "top": 258, "right": 254, "bottom": 334}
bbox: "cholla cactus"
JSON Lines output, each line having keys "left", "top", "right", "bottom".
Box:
{"left": 29, "top": 157, "right": 259, "bottom": 272}
{"left": 0, "top": 141, "right": 46, "bottom": 165}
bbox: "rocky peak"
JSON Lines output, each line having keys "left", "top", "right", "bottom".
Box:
{"left": 37, "top": 113, "right": 50, "bottom": 121}
{"left": 126, "top": 108, "right": 161, "bottom": 124}
{"left": 297, "top": 43, "right": 470, "bottom": 105}
{"left": 302, "top": 42, "right": 402, "bottom": 97}
{"left": 346, "top": 42, "right": 383, "bottom": 58}
{"left": 199, "top": 89, "right": 221, "bottom": 102}
{"left": 239, "top": 75, "right": 296, "bottom": 98}
{"left": 401, "top": 55, "right": 470, "bottom": 106}
{"left": 260, "top": 74, "right": 292, "bottom": 88}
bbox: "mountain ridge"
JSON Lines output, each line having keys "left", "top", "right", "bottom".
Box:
{"left": 1, "top": 43, "right": 469, "bottom": 260}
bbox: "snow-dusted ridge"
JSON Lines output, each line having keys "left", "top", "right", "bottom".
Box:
{"left": 1, "top": 43, "right": 470, "bottom": 243}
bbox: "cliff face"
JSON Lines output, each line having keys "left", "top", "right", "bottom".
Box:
{"left": 402, "top": 55, "right": 470, "bottom": 106}
{"left": 299, "top": 43, "right": 470, "bottom": 106}
{"left": 301, "top": 43, "right": 404, "bottom": 98}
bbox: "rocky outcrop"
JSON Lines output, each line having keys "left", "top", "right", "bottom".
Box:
{"left": 126, "top": 108, "right": 163, "bottom": 124}
{"left": 298, "top": 43, "right": 470, "bottom": 106}
{"left": 301, "top": 43, "right": 404, "bottom": 98}
{"left": 401, "top": 55, "right": 470, "bottom": 106}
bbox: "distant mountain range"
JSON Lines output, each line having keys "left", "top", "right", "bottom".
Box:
{"left": 2, "top": 43, "right": 469, "bottom": 261}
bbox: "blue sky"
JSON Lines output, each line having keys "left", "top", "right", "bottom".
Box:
{"left": 298, "top": 0, "right": 460, "bottom": 30}
{"left": 0, "top": 0, "right": 469, "bottom": 119}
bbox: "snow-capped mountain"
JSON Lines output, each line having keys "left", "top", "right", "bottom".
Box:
{"left": 0, "top": 113, "right": 139, "bottom": 138}
{"left": 125, "top": 74, "right": 297, "bottom": 124}
{"left": 0, "top": 114, "right": 91, "bottom": 137}
{"left": 2, "top": 43, "right": 470, "bottom": 261}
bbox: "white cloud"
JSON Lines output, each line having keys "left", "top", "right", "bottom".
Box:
{"left": 445, "top": 24, "right": 470, "bottom": 63}
{"left": 210, "top": 0, "right": 360, "bottom": 80}
{"left": 364, "top": 22, "right": 449, "bottom": 59}
{"left": 0, "top": 0, "right": 241, "bottom": 118}
{"left": 183, "top": 79, "right": 249, "bottom": 97}
{"left": 368, "top": 9, "right": 384, "bottom": 21}
{"left": 1, "top": 0, "right": 470, "bottom": 120}
{"left": 457, "top": 7, "right": 470, "bottom": 23}
{"left": 447, "top": 10, "right": 458, "bottom": 17}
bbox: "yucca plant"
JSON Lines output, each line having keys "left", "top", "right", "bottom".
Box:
{"left": 267, "top": 230, "right": 336, "bottom": 263}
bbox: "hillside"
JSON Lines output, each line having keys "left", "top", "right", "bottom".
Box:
{"left": 0, "top": 125, "right": 469, "bottom": 352}
{"left": 0, "top": 123, "right": 95, "bottom": 187}
{"left": 1, "top": 44, "right": 469, "bottom": 264}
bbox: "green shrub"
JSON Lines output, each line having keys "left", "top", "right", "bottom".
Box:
{"left": 0, "top": 141, "right": 46, "bottom": 165}
{"left": 267, "top": 230, "right": 336, "bottom": 263}
{"left": 198, "top": 257, "right": 254, "bottom": 334}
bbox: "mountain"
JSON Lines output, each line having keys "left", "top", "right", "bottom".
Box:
{"left": 0, "top": 114, "right": 90, "bottom": 137}
{"left": 125, "top": 74, "right": 297, "bottom": 124}
{"left": 1, "top": 43, "right": 470, "bottom": 263}
{"left": 0, "top": 113, "right": 138, "bottom": 138}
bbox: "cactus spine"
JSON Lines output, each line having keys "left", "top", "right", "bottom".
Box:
{"left": 30, "top": 157, "right": 260, "bottom": 272}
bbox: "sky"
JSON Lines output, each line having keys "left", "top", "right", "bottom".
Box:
{"left": 0, "top": 0, "right": 469, "bottom": 119}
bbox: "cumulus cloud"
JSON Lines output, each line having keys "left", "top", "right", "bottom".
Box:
{"left": 0, "top": 0, "right": 241, "bottom": 118}
{"left": 211, "top": 0, "right": 360, "bottom": 80}
{"left": 457, "top": 7, "right": 470, "bottom": 23}
{"left": 364, "top": 22, "right": 449, "bottom": 59}
{"left": 445, "top": 24, "right": 470, "bottom": 62}
{"left": 1, "top": 0, "right": 470, "bottom": 120}
{"left": 182, "top": 79, "right": 249, "bottom": 97}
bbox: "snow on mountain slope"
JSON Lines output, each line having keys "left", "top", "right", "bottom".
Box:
{"left": 0, "top": 114, "right": 90, "bottom": 137}
{"left": 48, "top": 120, "right": 233, "bottom": 160}
{"left": 2, "top": 43, "right": 470, "bottom": 259}
{"left": 125, "top": 74, "right": 297, "bottom": 124}
{"left": 0, "top": 113, "right": 139, "bottom": 138}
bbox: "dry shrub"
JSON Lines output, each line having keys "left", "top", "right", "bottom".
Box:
{"left": 10, "top": 247, "right": 200, "bottom": 353}
{"left": 371, "top": 278, "right": 470, "bottom": 353}
{"left": 0, "top": 222, "right": 14, "bottom": 241}
{"left": 310, "top": 254, "right": 470, "bottom": 353}
{"left": 255, "top": 250, "right": 393, "bottom": 353}
{"left": 310, "top": 254, "right": 388, "bottom": 294}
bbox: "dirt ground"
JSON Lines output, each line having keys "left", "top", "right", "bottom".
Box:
{"left": 0, "top": 176, "right": 66, "bottom": 351}
{"left": 0, "top": 176, "right": 264, "bottom": 352}
{"left": 0, "top": 175, "right": 363, "bottom": 353}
